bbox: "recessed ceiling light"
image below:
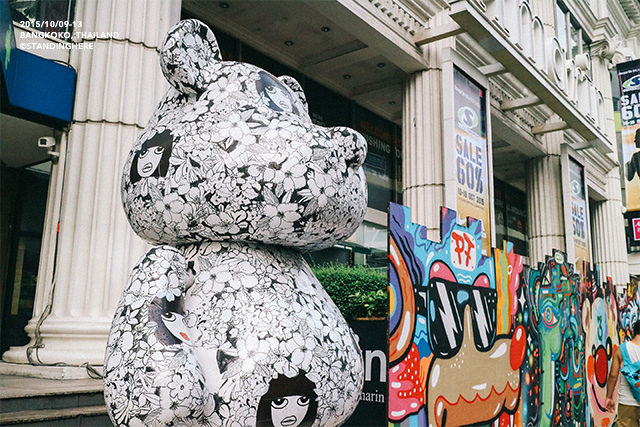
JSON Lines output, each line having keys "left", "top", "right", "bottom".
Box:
{"left": 321, "top": 26, "right": 331, "bottom": 32}
{"left": 377, "top": 62, "right": 386, "bottom": 68}
{"left": 389, "top": 101, "right": 396, "bottom": 105}
{"left": 219, "top": 2, "right": 230, "bottom": 8}
{"left": 284, "top": 40, "right": 294, "bottom": 46}
{"left": 343, "top": 74, "right": 352, "bottom": 79}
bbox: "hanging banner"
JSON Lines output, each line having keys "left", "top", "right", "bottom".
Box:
{"left": 562, "top": 145, "right": 591, "bottom": 278}
{"left": 570, "top": 159, "right": 590, "bottom": 269}
{"left": 452, "top": 66, "right": 492, "bottom": 254}
{"left": 618, "top": 59, "right": 640, "bottom": 211}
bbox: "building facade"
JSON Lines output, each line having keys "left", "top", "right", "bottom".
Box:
{"left": 1, "top": 0, "right": 639, "bottom": 376}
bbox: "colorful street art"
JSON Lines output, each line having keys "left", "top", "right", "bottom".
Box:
{"left": 582, "top": 270, "right": 618, "bottom": 427}
{"left": 618, "top": 283, "right": 640, "bottom": 343}
{"left": 389, "top": 203, "right": 525, "bottom": 427}
{"left": 388, "top": 202, "right": 620, "bottom": 427}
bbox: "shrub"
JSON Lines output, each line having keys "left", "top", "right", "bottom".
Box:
{"left": 311, "top": 264, "right": 388, "bottom": 321}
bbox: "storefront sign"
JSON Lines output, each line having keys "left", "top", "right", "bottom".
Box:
{"left": 617, "top": 59, "right": 640, "bottom": 211}
{"left": 562, "top": 146, "right": 591, "bottom": 276}
{"left": 633, "top": 218, "right": 640, "bottom": 241}
{"left": 451, "top": 66, "right": 492, "bottom": 254}
{"left": 448, "top": 0, "right": 611, "bottom": 154}
{"left": 344, "top": 319, "right": 387, "bottom": 427}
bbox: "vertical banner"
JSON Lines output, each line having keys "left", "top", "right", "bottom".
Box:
{"left": 562, "top": 145, "right": 591, "bottom": 277}
{"left": 618, "top": 59, "right": 640, "bottom": 211}
{"left": 452, "top": 66, "right": 492, "bottom": 254}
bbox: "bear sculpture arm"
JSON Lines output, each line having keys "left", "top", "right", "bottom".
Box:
{"left": 104, "top": 245, "right": 213, "bottom": 426}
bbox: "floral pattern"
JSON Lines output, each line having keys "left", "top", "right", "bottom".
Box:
{"left": 104, "top": 19, "right": 367, "bottom": 427}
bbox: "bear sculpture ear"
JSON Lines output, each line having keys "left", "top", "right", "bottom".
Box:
{"left": 278, "top": 75, "right": 309, "bottom": 115}
{"left": 160, "top": 19, "right": 221, "bottom": 95}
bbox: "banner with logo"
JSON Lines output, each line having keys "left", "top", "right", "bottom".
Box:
{"left": 453, "top": 67, "right": 491, "bottom": 254}
{"left": 618, "top": 59, "right": 640, "bottom": 211}
{"left": 569, "top": 158, "right": 590, "bottom": 270}
{"left": 561, "top": 146, "right": 591, "bottom": 278}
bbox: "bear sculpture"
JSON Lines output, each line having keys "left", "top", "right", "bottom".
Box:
{"left": 104, "top": 19, "right": 367, "bottom": 427}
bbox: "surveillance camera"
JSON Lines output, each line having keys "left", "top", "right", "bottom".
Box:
{"left": 38, "top": 137, "right": 56, "bottom": 148}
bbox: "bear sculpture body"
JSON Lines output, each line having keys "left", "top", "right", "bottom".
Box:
{"left": 104, "top": 19, "right": 367, "bottom": 427}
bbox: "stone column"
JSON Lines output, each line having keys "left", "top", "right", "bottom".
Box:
{"left": 588, "top": 43, "right": 629, "bottom": 285}
{"left": 402, "top": 11, "right": 453, "bottom": 240}
{"left": 2, "top": 0, "right": 180, "bottom": 368}
{"left": 591, "top": 174, "right": 629, "bottom": 284}
{"left": 526, "top": 132, "right": 566, "bottom": 266}
{"left": 403, "top": 69, "right": 445, "bottom": 240}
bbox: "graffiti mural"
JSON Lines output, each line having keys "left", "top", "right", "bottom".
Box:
{"left": 525, "top": 252, "right": 585, "bottom": 427}
{"left": 388, "top": 203, "right": 620, "bottom": 427}
{"left": 618, "top": 282, "right": 640, "bottom": 344}
{"left": 582, "top": 270, "right": 619, "bottom": 427}
{"left": 388, "top": 203, "right": 526, "bottom": 427}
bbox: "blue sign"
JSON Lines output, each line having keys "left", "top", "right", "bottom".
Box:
{"left": 1, "top": 1, "right": 76, "bottom": 126}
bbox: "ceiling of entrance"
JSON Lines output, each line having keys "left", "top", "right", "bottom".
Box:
{"left": 1, "top": 114, "right": 54, "bottom": 169}
{"left": 182, "top": 0, "right": 407, "bottom": 124}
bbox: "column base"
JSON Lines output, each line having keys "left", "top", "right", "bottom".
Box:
{"left": 0, "top": 361, "right": 102, "bottom": 380}
{"left": 2, "top": 317, "right": 111, "bottom": 366}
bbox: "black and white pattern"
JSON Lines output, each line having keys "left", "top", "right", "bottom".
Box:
{"left": 104, "top": 19, "right": 367, "bottom": 427}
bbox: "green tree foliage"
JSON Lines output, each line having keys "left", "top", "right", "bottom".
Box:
{"left": 311, "top": 264, "right": 388, "bottom": 321}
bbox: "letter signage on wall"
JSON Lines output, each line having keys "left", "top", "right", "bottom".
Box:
{"left": 618, "top": 59, "right": 640, "bottom": 212}
{"left": 448, "top": 0, "right": 611, "bottom": 154}
{"left": 562, "top": 145, "right": 591, "bottom": 277}
{"left": 443, "top": 51, "right": 494, "bottom": 255}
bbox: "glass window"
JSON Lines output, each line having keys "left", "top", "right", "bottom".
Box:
{"left": 1, "top": 163, "right": 50, "bottom": 354}
{"left": 570, "top": 24, "right": 580, "bottom": 59}
{"left": 354, "top": 106, "right": 403, "bottom": 212}
{"left": 494, "top": 178, "right": 529, "bottom": 256}
{"left": 556, "top": 3, "right": 568, "bottom": 54}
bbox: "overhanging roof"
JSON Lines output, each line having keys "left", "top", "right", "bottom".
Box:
{"left": 430, "top": 0, "right": 613, "bottom": 154}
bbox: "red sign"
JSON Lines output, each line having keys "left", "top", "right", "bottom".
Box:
{"left": 633, "top": 218, "right": 640, "bottom": 240}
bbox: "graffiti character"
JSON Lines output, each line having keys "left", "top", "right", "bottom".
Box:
{"left": 388, "top": 204, "right": 526, "bottom": 427}
{"left": 583, "top": 272, "right": 618, "bottom": 427}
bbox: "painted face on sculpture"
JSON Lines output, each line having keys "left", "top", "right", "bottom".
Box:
{"left": 257, "top": 71, "right": 297, "bottom": 114}
{"left": 270, "top": 395, "right": 310, "bottom": 427}
{"left": 130, "top": 130, "right": 173, "bottom": 184}
{"left": 256, "top": 371, "right": 318, "bottom": 427}
{"left": 138, "top": 146, "right": 164, "bottom": 177}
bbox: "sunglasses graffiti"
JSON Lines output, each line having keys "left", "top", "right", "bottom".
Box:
{"left": 388, "top": 202, "right": 620, "bottom": 427}
{"left": 389, "top": 203, "right": 524, "bottom": 427}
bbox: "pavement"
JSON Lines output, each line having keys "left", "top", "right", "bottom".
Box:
{"left": 0, "top": 374, "right": 104, "bottom": 399}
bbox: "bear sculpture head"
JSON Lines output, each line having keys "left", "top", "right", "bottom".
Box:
{"left": 122, "top": 19, "right": 368, "bottom": 250}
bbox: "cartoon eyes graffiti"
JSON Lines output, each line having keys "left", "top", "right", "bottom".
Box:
{"left": 256, "top": 71, "right": 300, "bottom": 115}
{"left": 426, "top": 261, "right": 497, "bottom": 359}
{"left": 540, "top": 300, "right": 560, "bottom": 329}
{"left": 130, "top": 130, "right": 174, "bottom": 184}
